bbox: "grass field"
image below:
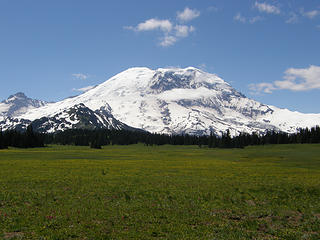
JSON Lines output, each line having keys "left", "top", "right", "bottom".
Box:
{"left": 0, "top": 144, "right": 320, "bottom": 239}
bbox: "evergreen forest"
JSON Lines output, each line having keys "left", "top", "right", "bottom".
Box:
{"left": 1, "top": 125, "right": 320, "bottom": 149}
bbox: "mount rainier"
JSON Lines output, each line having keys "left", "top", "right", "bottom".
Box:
{"left": 1, "top": 67, "right": 320, "bottom": 136}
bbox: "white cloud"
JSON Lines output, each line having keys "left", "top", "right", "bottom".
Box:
{"left": 302, "top": 10, "right": 320, "bottom": 19}
{"left": 174, "top": 25, "right": 195, "bottom": 37}
{"left": 177, "top": 7, "right": 200, "bottom": 22}
{"left": 160, "top": 36, "right": 177, "bottom": 47}
{"left": 159, "top": 25, "right": 195, "bottom": 46}
{"left": 72, "top": 73, "right": 89, "bottom": 80}
{"left": 234, "top": 13, "right": 246, "bottom": 23}
{"left": 249, "top": 82, "right": 276, "bottom": 94}
{"left": 254, "top": 2, "right": 280, "bottom": 15}
{"left": 249, "top": 65, "right": 320, "bottom": 94}
{"left": 73, "top": 85, "right": 95, "bottom": 92}
{"left": 125, "top": 7, "right": 199, "bottom": 47}
{"left": 275, "top": 65, "right": 320, "bottom": 91}
{"left": 128, "top": 18, "right": 173, "bottom": 32}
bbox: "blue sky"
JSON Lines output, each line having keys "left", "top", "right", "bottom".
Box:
{"left": 1, "top": 0, "right": 319, "bottom": 113}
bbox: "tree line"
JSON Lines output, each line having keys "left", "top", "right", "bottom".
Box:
{"left": 0, "top": 126, "right": 45, "bottom": 149}
{"left": 207, "top": 126, "right": 320, "bottom": 148}
{"left": 43, "top": 125, "right": 320, "bottom": 148}
{"left": 0, "top": 125, "right": 319, "bottom": 149}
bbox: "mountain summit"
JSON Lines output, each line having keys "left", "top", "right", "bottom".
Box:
{"left": 0, "top": 92, "right": 47, "bottom": 119}
{"left": 1, "top": 67, "right": 320, "bottom": 135}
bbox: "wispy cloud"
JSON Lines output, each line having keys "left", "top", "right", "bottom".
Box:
{"left": 125, "top": 7, "right": 199, "bottom": 47}
{"left": 197, "top": 63, "right": 207, "bottom": 71}
{"left": 174, "top": 25, "right": 195, "bottom": 37}
{"left": 249, "top": 65, "right": 320, "bottom": 94}
{"left": 285, "top": 8, "right": 320, "bottom": 24}
{"left": 234, "top": 13, "right": 246, "bottom": 23}
{"left": 249, "top": 82, "right": 276, "bottom": 94}
{"left": 254, "top": 2, "right": 280, "bottom": 15}
{"left": 160, "top": 35, "right": 177, "bottom": 47}
{"left": 177, "top": 7, "right": 200, "bottom": 22}
{"left": 286, "top": 12, "right": 299, "bottom": 24}
{"left": 73, "top": 85, "right": 95, "bottom": 92}
{"left": 301, "top": 9, "right": 320, "bottom": 19}
{"left": 234, "top": 13, "right": 263, "bottom": 24}
{"left": 249, "top": 16, "right": 264, "bottom": 23}
{"left": 207, "top": 6, "right": 218, "bottom": 12}
{"left": 72, "top": 73, "right": 89, "bottom": 80}
{"left": 158, "top": 25, "right": 195, "bottom": 47}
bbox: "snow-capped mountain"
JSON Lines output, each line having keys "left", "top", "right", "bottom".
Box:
{"left": 1, "top": 67, "right": 320, "bottom": 135}
{"left": 0, "top": 103, "right": 136, "bottom": 133}
{"left": 0, "top": 92, "right": 47, "bottom": 119}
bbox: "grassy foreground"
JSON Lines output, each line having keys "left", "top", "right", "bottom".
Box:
{"left": 0, "top": 144, "right": 319, "bottom": 239}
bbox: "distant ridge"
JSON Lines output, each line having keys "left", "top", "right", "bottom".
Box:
{"left": 0, "top": 92, "right": 47, "bottom": 119}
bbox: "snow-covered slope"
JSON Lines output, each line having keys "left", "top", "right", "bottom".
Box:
{"left": 0, "top": 92, "right": 47, "bottom": 120}
{"left": 13, "top": 67, "right": 320, "bottom": 136}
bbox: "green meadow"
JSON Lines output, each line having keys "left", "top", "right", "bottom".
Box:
{"left": 0, "top": 144, "right": 319, "bottom": 239}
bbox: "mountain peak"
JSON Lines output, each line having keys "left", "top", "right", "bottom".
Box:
{"left": 122, "top": 66, "right": 204, "bottom": 75}
{"left": 155, "top": 66, "right": 202, "bottom": 73}
{"left": 7, "top": 92, "right": 27, "bottom": 101}
{"left": 147, "top": 66, "right": 228, "bottom": 94}
{"left": 122, "top": 67, "right": 152, "bottom": 73}
{"left": 0, "top": 92, "right": 47, "bottom": 118}
{"left": 97, "top": 66, "right": 229, "bottom": 98}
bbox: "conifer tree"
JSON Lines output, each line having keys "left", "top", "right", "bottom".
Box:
{"left": 0, "top": 127, "right": 5, "bottom": 149}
